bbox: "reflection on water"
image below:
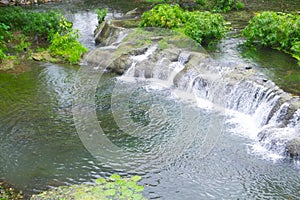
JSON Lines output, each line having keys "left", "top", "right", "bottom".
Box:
{"left": 241, "top": 46, "right": 300, "bottom": 95}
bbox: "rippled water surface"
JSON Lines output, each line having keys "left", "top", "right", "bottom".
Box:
{"left": 1, "top": 1, "right": 300, "bottom": 199}
{"left": 1, "top": 62, "right": 300, "bottom": 199}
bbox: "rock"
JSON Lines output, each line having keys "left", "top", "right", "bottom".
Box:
{"left": 94, "top": 21, "right": 125, "bottom": 46}
{"left": 125, "top": 8, "right": 140, "bottom": 17}
{"left": 110, "top": 54, "right": 133, "bottom": 75}
{"left": 32, "top": 51, "right": 57, "bottom": 62}
{"left": 0, "top": 0, "right": 9, "bottom": 5}
{"left": 286, "top": 138, "right": 300, "bottom": 157}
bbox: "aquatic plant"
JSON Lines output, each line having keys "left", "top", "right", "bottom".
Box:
{"left": 30, "top": 174, "right": 146, "bottom": 200}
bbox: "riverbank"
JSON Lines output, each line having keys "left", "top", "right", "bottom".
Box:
{"left": 0, "top": 181, "right": 23, "bottom": 200}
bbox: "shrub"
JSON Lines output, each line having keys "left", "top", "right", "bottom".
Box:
{"left": 49, "top": 17, "right": 88, "bottom": 64}
{"left": 0, "top": 7, "right": 61, "bottom": 42}
{"left": 0, "top": 49, "right": 5, "bottom": 63}
{"left": 184, "top": 11, "right": 227, "bottom": 45}
{"left": 139, "top": 4, "right": 228, "bottom": 45}
{"left": 210, "top": 0, "right": 244, "bottom": 13}
{"left": 0, "top": 23, "right": 10, "bottom": 61}
{"left": 242, "top": 12, "right": 300, "bottom": 62}
{"left": 139, "top": 4, "right": 186, "bottom": 29}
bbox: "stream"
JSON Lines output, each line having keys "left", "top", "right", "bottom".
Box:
{"left": 1, "top": 1, "right": 300, "bottom": 199}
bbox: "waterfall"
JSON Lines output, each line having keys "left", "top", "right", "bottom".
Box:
{"left": 121, "top": 46, "right": 300, "bottom": 159}
{"left": 85, "top": 28, "right": 300, "bottom": 160}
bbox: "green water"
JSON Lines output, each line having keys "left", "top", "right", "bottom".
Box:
{"left": 242, "top": 46, "right": 300, "bottom": 95}
{"left": 1, "top": 0, "right": 300, "bottom": 199}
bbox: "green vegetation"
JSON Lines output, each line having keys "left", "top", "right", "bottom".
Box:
{"left": 210, "top": 0, "right": 244, "bottom": 13}
{"left": 242, "top": 12, "right": 300, "bottom": 63}
{"left": 0, "top": 183, "right": 23, "bottom": 200}
{"left": 139, "top": 4, "right": 186, "bottom": 29}
{"left": 49, "top": 17, "right": 88, "bottom": 64}
{"left": 0, "top": 6, "right": 87, "bottom": 65}
{"left": 30, "top": 174, "right": 146, "bottom": 200}
{"left": 95, "top": 8, "right": 108, "bottom": 24}
{"left": 184, "top": 11, "right": 227, "bottom": 45}
{"left": 139, "top": 4, "right": 228, "bottom": 46}
{"left": 143, "top": 0, "right": 244, "bottom": 13}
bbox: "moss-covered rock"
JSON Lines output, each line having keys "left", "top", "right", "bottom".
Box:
{"left": 30, "top": 175, "right": 146, "bottom": 200}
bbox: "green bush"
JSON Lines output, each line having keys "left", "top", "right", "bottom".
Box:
{"left": 49, "top": 31, "right": 88, "bottom": 64}
{"left": 139, "top": 4, "right": 228, "bottom": 45}
{"left": 0, "top": 7, "right": 61, "bottom": 41}
{"left": 49, "top": 16, "right": 87, "bottom": 64}
{"left": 0, "top": 49, "right": 5, "bottom": 63}
{"left": 139, "top": 4, "right": 186, "bottom": 29}
{"left": 184, "top": 11, "right": 227, "bottom": 45}
{"left": 0, "top": 7, "right": 87, "bottom": 65}
{"left": 242, "top": 12, "right": 300, "bottom": 62}
{"left": 210, "top": 0, "right": 244, "bottom": 13}
{"left": 0, "top": 23, "right": 10, "bottom": 62}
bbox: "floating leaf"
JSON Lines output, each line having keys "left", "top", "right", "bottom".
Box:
{"left": 110, "top": 174, "right": 121, "bottom": 181}
{"left": 104, "top": 189, "right": 116, "bottom": 197}
{"left": 131, "top": 175, "right": 142, "bottom": 182}
{"left": 95, "top": 178, "right": 106, "bottom": 185}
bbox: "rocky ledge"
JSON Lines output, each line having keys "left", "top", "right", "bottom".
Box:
{"left": 85, "top": 20, "right": 300, "bottom": 159}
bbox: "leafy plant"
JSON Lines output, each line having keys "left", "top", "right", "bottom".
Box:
{"left": 49, "top": 31, "right": 87, "bottom": 64}
{"left": 0, "top": 7, "right": 61, "bottom": 42}
{"left": 139, "top": 4, "right": 186, "bottom": 29}
{"left": 242, "top": 12, "right": 300, "bottom": 63}
{"left": 95, "top": 8, "right": 108, "bottom": 24}
{"left": 210, "top": 0, "right": 244, "bottom": 13}
{"left": 0, "top": 23, "right": 10, "bottom": 62}
{"left": 184, "top": 11, "right": 227, "bottom": 45}
{"left": 139, "top": 4, "right": 228, "bottom": 45}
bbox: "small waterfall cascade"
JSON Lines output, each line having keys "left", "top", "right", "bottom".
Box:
{"left": 120, "top": 45, "right": 300, "bottom": 159}
{"left": 189, "top": 69, "right": 300, "bottom": 159}
{"left": 85, "top": 27, "right": 300, "bottom": 160}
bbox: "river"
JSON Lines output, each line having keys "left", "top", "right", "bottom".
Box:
{"left": 1, "top": 1, "right": 300, "bottom": 199}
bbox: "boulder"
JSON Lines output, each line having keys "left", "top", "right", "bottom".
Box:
{"left": 94, "top": 21, "right": 125, "bottom": 46}
{"left": 286, "top": 138, "right": 300, "bottom": 157}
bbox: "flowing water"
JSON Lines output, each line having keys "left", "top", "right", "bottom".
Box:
{"left": 1, "top": 1, "right": 300, "bottom": 199}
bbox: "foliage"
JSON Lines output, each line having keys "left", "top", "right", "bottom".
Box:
{"left": 0, "top": 23, "right": 10, "bottom": 62}
{"left": 139, "top": 4, "right": 186, "bottom": 29}
{"left": 47, "top": 16, "right": 87, "bottom": 64}
{"left": 184, "top": 11, "right": 227, "bottom": 45}
{"left": 30, "top": 174, "right": 146, "bottom": 200}
{"left": 242, "top": 12, "right": 300, "bottom": 62}
{"left": 0, "top": 7, "right": 61, "bottom": 41}
{"left": 0, "top": 7, "right": 87, "bottom": 65}
{"left": 48, "top": 16, "right": 87, "bottom": 64}
{"left": 139, "top": 4, "right": 228, "bottom": 45}
{"left": 95, "top": 8, "right": 108, "bottom": 24}
{"left": 210, "top": 0, "right": 244, "bottom": 13}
